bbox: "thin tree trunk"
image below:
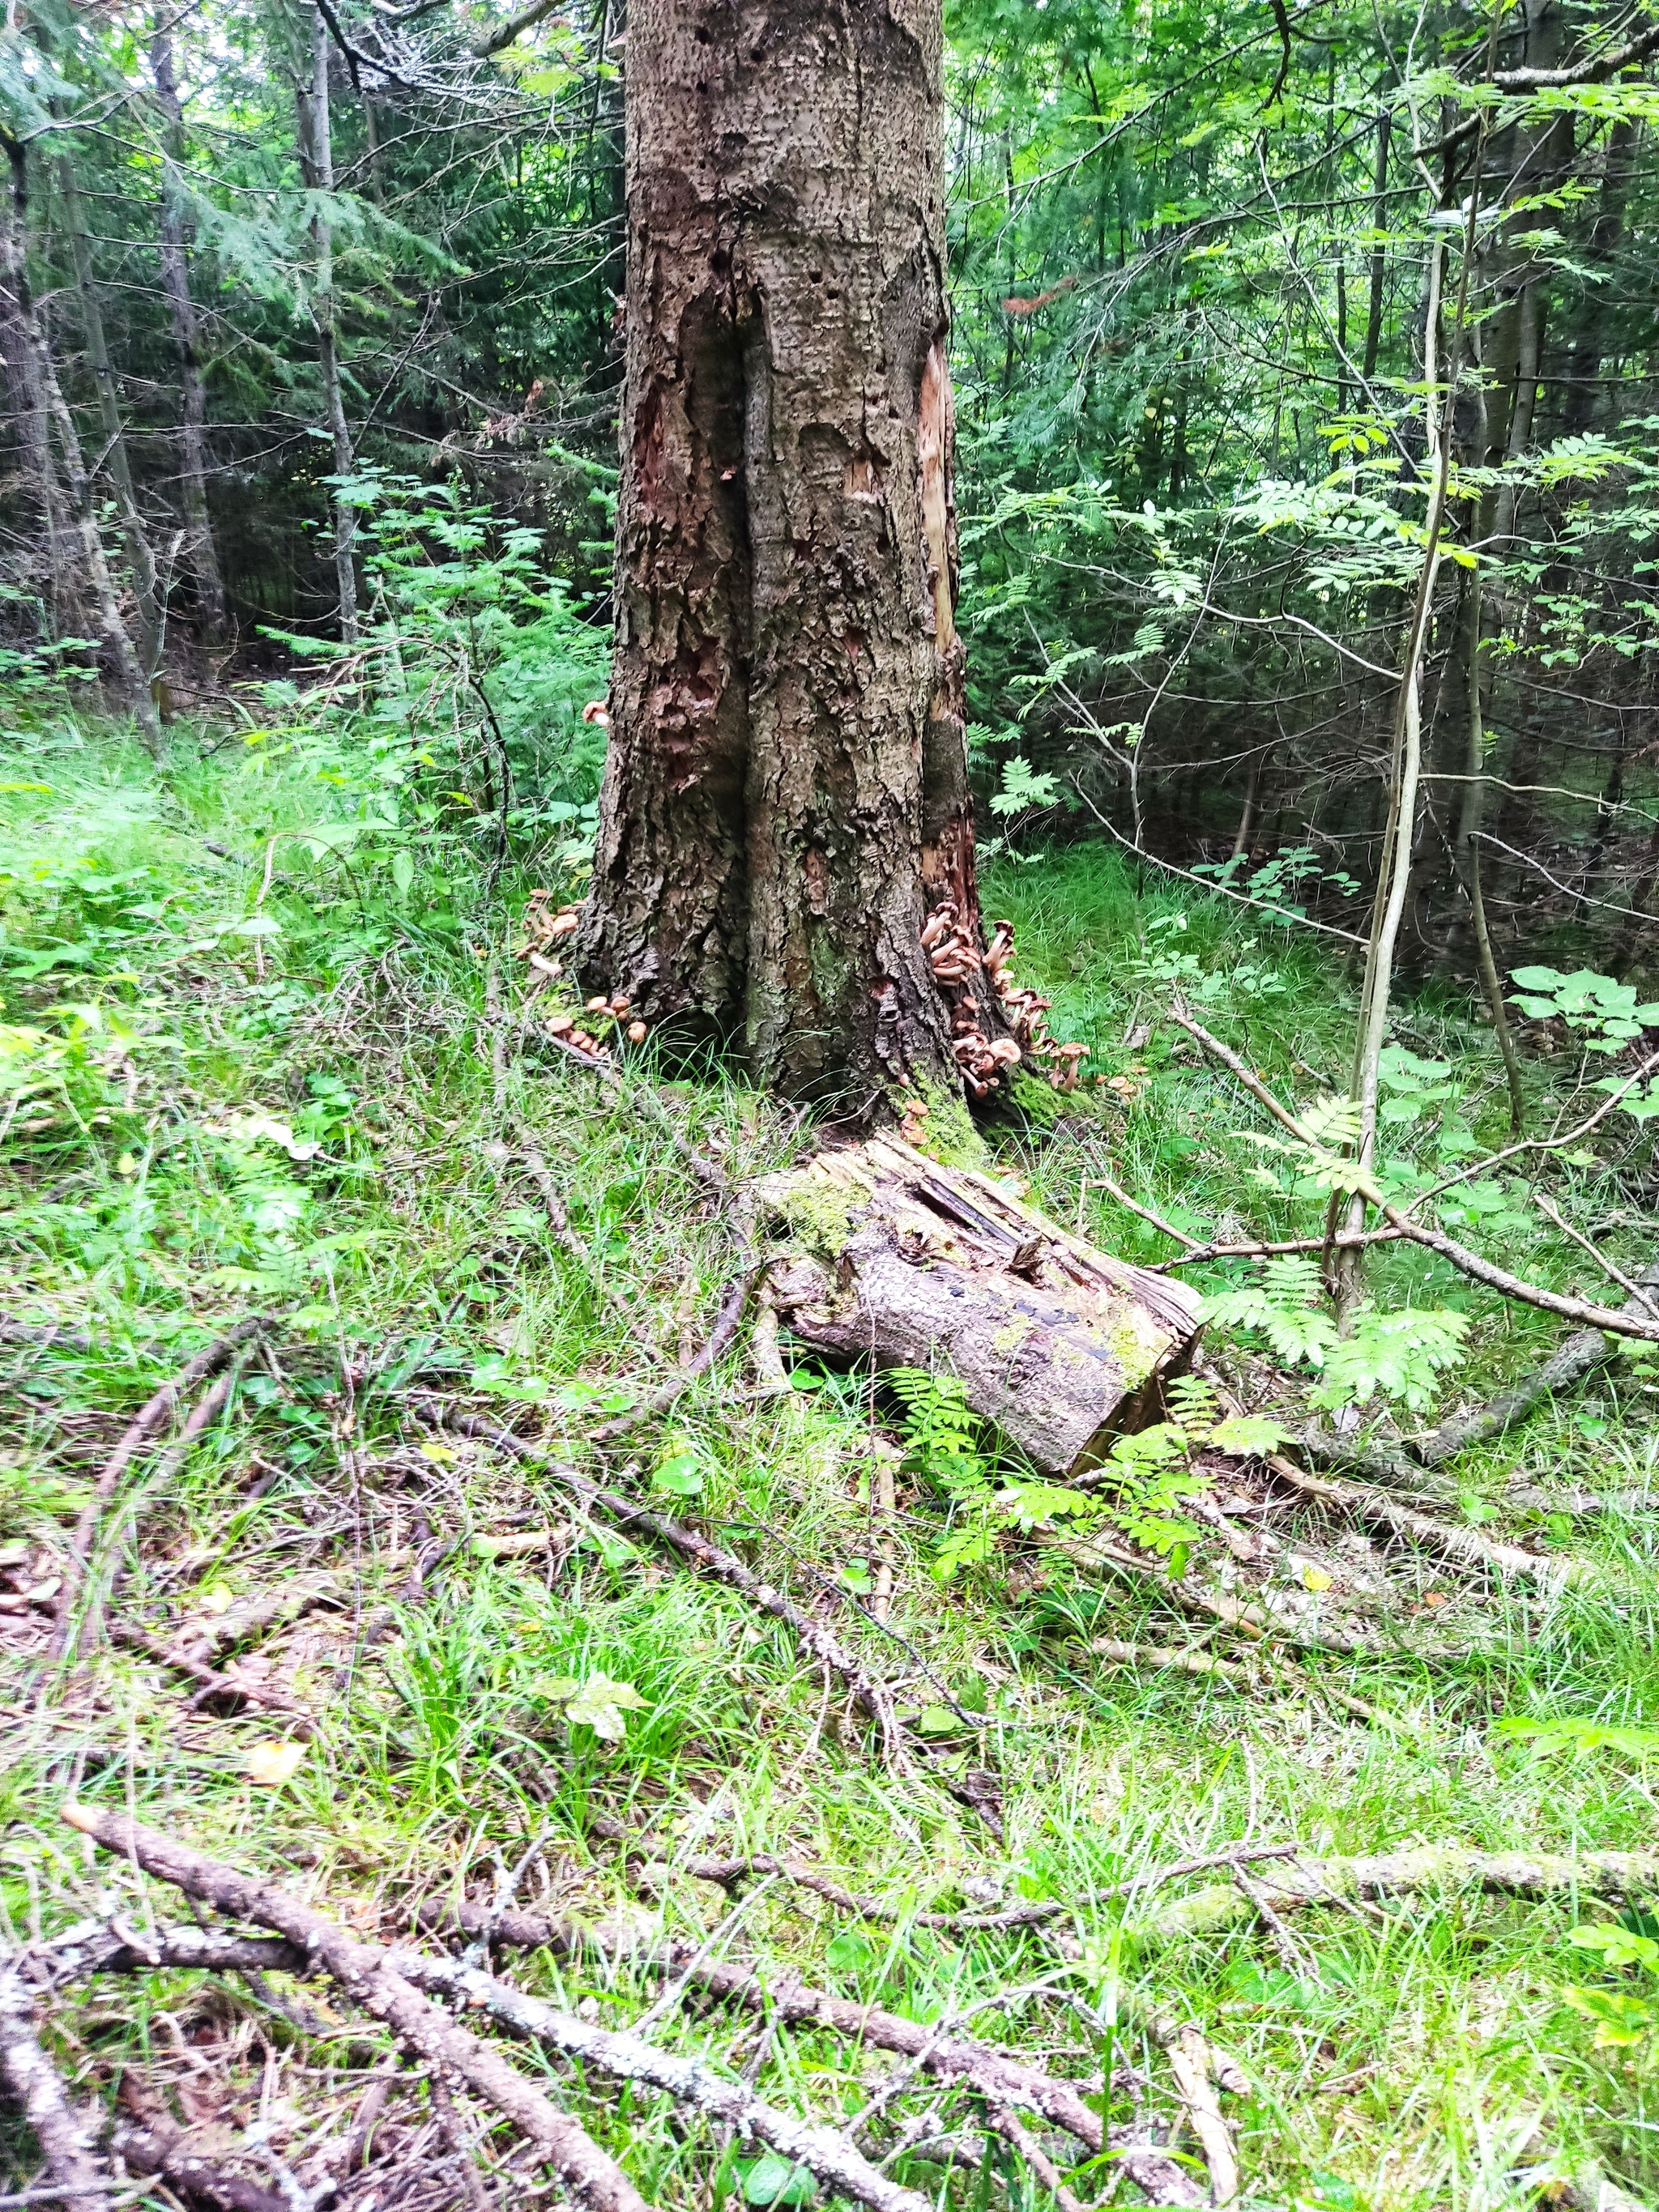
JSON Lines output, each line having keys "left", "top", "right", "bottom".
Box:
{"left": 0, "top": 136, "right": 68, "bottom": 629}
{"left": 41, "top": 335, "right": 162, "bottom": 752}
{"left": 54, "top": 144, "right": 162, "bottom": 678}
{"left": 150, "top": 24, "right": 228, "bottom": 646}
{"left": 295, "top": 7, "right": 357, "bottom": 644}
{"left": 1559, "top": 119, "right": 1636, "bottom": 436}
{"left": 582, "top": 0, "right": 996, "bottom": 1108}
{"left": 1359, "top": 109, "right": 1390, "bottom": 386}
{"left": 1452, "top": 568, "right": 1526, "bottom": 1132}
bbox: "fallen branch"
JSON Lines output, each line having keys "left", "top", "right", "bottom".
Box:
{"left": 426, "top": 1402, "right": 904, "bottom": 1761}
{"left": 113, "top": 2120, "right": 288, "bottom": 2212}
{"left": 50, "top": 1322, "right": 262, "bottom": 1659}
{"left": 1415, "top": 1259, "right": 1659, "bottom": 1465}
{"left": 108, "top": 1622, "right": 313, "bottom": 1727}
{"left": 419, "top": 1901, "right": 1109, "bottom": 2156}
{"left": 1168, "top": 1007, "right": 1659, "bottom": 1344}
{"left": 1133, "top": 1842, "right": 1659, "bottom": 1944}
{"left": 984, "top": 2106, "right": 1089, "bottom": 2212}
{"left": 629, "top": 1848, "right": 1064, "bottom": 1936}
{"left": 60, "top": 1805, "right": 646, "bottom": 2212}
{"left": 0, "top": 1958, "right": 108, "bottom": 2205}
{"left": 1084, "top": 1639, "right": 1403, "bottom": 1732}
{"left": 1164, "top": 2027, "right": 1239, "bottom": 2205}
{"left": 1261, "top": 1454, "right": 1582, "bottom": 1585}
{"left": 382, "top": 1949, "right": 930, "bottom": 2212}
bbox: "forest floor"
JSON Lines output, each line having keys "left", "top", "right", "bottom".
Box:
{"left": 3, "top": 714, "right": 1659, "bottom": 2212}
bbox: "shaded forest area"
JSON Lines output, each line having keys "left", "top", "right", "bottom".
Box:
{"left": 3, "top": 0, "right": 1657, "bottom": 985}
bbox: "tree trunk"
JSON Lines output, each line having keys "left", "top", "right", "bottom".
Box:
{"left": 0, "top": 138, "right": 69, "bottom": 630}
{"left": 54, "top": 145, "right": 163, "bottom": 679}
{"left": 295, "top": 8, "right": 358, "bottom": 645}
{"left": 151, "top": 24, "right": 228, "bottom": 647}
{"left": 581, "top": 0, "right": 997, "bottom": 1109}
{"left": 41, "top": 334, "right": 162, "bottom": 752}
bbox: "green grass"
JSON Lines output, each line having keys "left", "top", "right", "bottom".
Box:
{"left": 3, "top": 711, "right": 1659, "bottom": 2212}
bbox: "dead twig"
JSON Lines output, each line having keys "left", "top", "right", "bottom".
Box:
{"left": 418, "top": 1902, "right": 1108, "bottom": 2155}
{"left": 49, "top": 1321, "right": 262, "bottom": 1658}
{"left": 984, "top": 2106, "right": 1088, "bottom": 2212}
{"left": 61, "top": 1805, "right": 647, "bottom": 2212}
{"left": 425, "top": 1403, "right": 905, "bottom": 1762}
{"left": 1261, "top": 1455, "right": 1583, "bottom": 1586}
{"left": 113, "top": 2120, "right": 289, "bottom": 2212}
{"left": 1168, "top": 1006, "right": 1659, "bottom": 1343}
{"left": 0, "top": 1958, "right": 108, "bottom": 2205}
{"left": 1135, "top": 1840, "right": 1659, "bottom": 1944}
{"left": 382, "top": 1949, "right": 930, "bottom": 2212}
{"left": 588, "top": 1265, "right": 760, "bottom": 1445}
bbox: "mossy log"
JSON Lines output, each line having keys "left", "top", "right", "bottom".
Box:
{"left": 757, "top": 1136, "right": 1202, "bottom": 1476}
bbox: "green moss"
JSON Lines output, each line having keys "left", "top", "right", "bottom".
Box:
{"left": 1003, "top": 1066, "right": 1069, "bottom": 1130}
{"left": 775, "top": 1182, "right": 859, "bottom": 1259}
{"left": 909, "top": 1073, "right": 990, "bottom": 1167}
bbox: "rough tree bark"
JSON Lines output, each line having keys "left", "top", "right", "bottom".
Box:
{"left": 151, "top": 23, "right": 228, "bottom": 646}
{"left": 580, "top": 0, "right": 997, "bottom": 1109}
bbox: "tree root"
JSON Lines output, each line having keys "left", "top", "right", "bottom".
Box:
{"left": 61, "top": 1804, "right": 647, "bottom": 2212}
{"left": 1132, "top": 1842, "right": 1659, "bottom": 1944}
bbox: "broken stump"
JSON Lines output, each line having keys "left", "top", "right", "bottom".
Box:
{"left": 757, "top": 1136, "right": 1202, "bottom": 1477}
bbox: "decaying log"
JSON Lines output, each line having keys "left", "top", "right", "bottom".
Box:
{"left": 758, "top": 1137, "right": 1202, "bottom": 1476}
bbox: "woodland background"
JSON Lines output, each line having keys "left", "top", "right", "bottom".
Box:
{"left": 2, "top": 0, "right": 1657, "bottom": 987}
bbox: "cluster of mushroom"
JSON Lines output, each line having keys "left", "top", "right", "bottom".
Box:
{"left": 514, "top": 892, "right": 647, "bottom": 1058}
{"left": 920, "top": 899, "right": 1020, "bottom": 1097}
{"left": 989, "top": 919, "right": 1089, "bottom": 1090}
{"left": 921, "top": 904, "right": 1090, "bottom": 1098}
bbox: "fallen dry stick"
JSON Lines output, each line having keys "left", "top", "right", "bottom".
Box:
{"left": 0, "top": 1955, "right": 109, "bottom": 2204}
{"left": 1262, "top": 1455, "right": 1584, "bottom": 1587}
{"left": 1164, "top": 2025, "right": 1240, "bottom": 2205}
{"left": 424, "top": 1899, "right": 1120, "bottom": 2156}
{"left": 1137, "top": 1842, "right": 1659, "bottom": 1943}
{"left": 60, "top": 1804, "right": 647, "bottom": 2212}
{"left": 383, "top": 1948, "right": 930, "bottom": 2212}
{"left": 631, "top": 1844, "right": 1064, "bottom": 1935}
{"left": 429, "top": 1403, "right": 904, "bottom": 1760}
{"left": 50, "top": 1320, "right": 262, "bottom": 1658}
{"left": 48, "top": 1909, "right": 926, "bottom": 2212}
{"left": 113, "top": 2119, "right": 288, "bottom": 2212}
{"left": 984, "top": 2105, "right": 1091, "bottom": 2212}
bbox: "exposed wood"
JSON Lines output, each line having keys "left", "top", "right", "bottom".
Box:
{"left": 760, "top": 1136, "right": 1202, "bottom": 1476}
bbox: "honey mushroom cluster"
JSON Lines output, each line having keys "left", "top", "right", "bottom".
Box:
{"left": 514, "top": 890, "right": 648, "bottom": 1059}
{"left": 920, "top": 905, "right": 1090, "bottom": 1099}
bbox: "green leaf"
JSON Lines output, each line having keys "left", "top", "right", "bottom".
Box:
{"left": 740, "top": 2157, "right": 816, "bottom": 2207}
{"left": 917, "top": 1703, "right": 966, "bottom": 1737}
{"left": 1207, "top": 1413, "right": 1290, "bottom": 1456}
